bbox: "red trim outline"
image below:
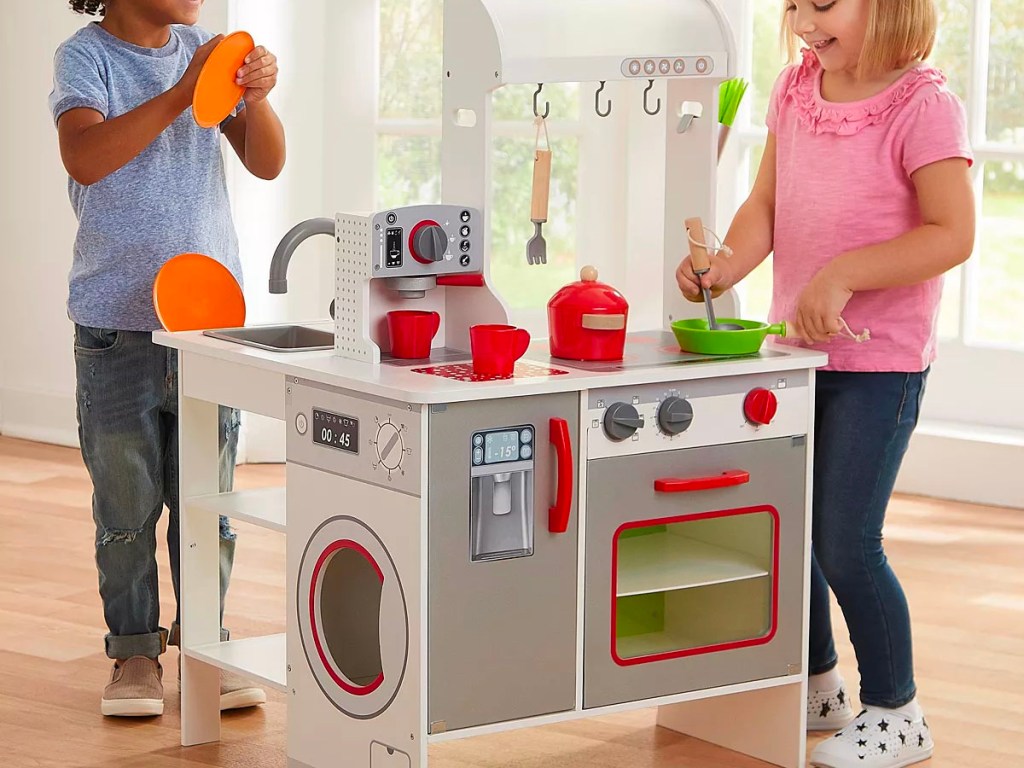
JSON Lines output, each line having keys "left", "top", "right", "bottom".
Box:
{"left": 309, "top": 539, "right": 386, "bottom": 695}
{"left": 610, "top": 505, "right": 780, "bottom": 667}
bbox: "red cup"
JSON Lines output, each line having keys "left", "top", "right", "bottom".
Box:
{"left": 387, "top": 310, "right": 441, "bottom": 359}
{"left": 470, "top": 324, "right": 531, "bottom": 377}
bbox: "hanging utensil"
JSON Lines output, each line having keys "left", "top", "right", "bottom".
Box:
{"left": 527, "top": 115, "right": 552, "bottom": 266}
{"left": 685, "top": 216, "right": 743, "bottom": 331}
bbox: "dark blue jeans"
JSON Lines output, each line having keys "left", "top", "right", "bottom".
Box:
{"left": 809, "top": 370, "right": 928, "bottom": 708}
{"left": 74, "top": 325, "right": 240, "bottom": 660}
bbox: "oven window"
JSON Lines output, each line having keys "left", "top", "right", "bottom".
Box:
{"left": 613, "top": 509, "right": 777, "bottom": 662}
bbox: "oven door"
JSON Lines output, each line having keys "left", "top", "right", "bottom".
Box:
{"left": 583, "top": 436, "right": 806, "bottom": 709}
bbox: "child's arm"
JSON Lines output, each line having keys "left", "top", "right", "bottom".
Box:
{"left": 222, "top": 46, "right": 286, "bottom": 180}
{"left": 56, "top": 36, "right": 222, "bottom": 186}
{"left": 793, "top": 158, "right": 974, "bottom": 342}
{"left": 676, "top": 133, "right": 778, "bottom": 301}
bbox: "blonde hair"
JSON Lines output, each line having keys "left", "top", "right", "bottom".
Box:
{"left": 780, "top": 0, "right": 937, "bottom": 80}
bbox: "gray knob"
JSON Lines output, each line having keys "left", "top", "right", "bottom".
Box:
{"left": 604, "top": 402, "right": 643, "bottom": 442}
{"left": 658, "top": 396, "right": 694, "bottom": 435}
{"left": 413, "top": 224, "right": 448, "bottom": 263}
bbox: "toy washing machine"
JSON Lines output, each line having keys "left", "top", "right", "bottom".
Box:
{"left": 286, "top": 379, "right": 426, "bottom": 768}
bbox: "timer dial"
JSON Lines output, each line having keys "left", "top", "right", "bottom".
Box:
{"left": 374, "top": 421, "right": 405, "bottom": 471}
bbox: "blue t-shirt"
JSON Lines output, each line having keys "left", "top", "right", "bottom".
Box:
{"left": 49, "top": 22, "right": 243, "bottom": 332}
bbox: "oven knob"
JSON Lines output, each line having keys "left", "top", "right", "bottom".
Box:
{"left": 657, "top": 396, "right": 694, "bottom": 435}
{"left": 603, "top": 402, "right": 644, "bottom": 441}
{"left": 410, "top": 222, "right": 448, "bottom": 263}
{"left": 744, "top": 387, "right": 778, "bottom": 426}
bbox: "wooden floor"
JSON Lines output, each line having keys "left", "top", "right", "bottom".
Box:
{"left": 0, "top": 436, "right": 1021, "bottom": 768}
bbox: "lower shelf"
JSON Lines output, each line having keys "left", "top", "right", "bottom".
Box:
{"left": 183, "top": 633, "right": 287, "bottom": 693}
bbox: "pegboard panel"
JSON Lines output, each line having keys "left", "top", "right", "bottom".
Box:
{"left": 335, "top": 213, "right": 380, "bottom": 363}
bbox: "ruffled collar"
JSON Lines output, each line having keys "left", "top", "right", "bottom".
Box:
{"left": 788, "top": 48, "right": 947, "bottom": 135}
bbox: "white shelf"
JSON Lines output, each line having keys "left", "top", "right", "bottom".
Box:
{"left": 616, "top": 534, "right": 769, "bottom": 597}
{"left": 183, "top": 633, "right": 287, "bottom": 693}
{"left": 185, "top": 487, "right": 286, "bottom": 532}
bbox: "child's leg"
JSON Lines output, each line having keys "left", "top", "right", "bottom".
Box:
{"left": 812, "top": 370, "right": 927, "bottom": 709}
{"left": 74, "top": 326, "right": 169, "bottom": 660}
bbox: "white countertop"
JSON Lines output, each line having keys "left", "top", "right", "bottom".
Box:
{"left": 154, "top": 322, "right": 828, "bottom": 404}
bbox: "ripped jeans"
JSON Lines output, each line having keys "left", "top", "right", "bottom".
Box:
{"left": 74, "top": 325, "right": 240, "bottom": 660}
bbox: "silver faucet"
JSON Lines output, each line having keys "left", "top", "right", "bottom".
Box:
{"left": 268, "top": 218, "right": 336, "bottom": 294}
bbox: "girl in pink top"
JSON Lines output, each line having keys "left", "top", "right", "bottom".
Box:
{"left": 678, "top": 2, "right": 973, "bottom": 767}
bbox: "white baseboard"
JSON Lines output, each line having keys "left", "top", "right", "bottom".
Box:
{"left": 0, "top": 388, "right": 79, "bottom": 448}
{"left": 896, "top": 420, "right": 1024, "bottom": 510}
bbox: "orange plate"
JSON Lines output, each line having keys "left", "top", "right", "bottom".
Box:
{"left": 192, "top": 31, "right": 254, "bottom": 129}
{"left": 153, "top": 253, "right": 245, "bottom": 332}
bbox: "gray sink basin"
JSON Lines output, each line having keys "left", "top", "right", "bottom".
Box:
{"left": 203, "top": 324, "right": 333, "bottom": 352}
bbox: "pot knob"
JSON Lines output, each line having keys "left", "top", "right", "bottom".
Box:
{"left": 580, "top": 265, "right": 599, "bottom": 282}
{"left": 657, "top": 396, "right": 694, "bottom": 436}
{"left": 411, "top": 223, "right": 448, "bottom": 263}
{"left": 744, "top": 387, "right": 778, "bottom": 426}
{"left": 603, "top": 402, "right": 644, "bottom": 441}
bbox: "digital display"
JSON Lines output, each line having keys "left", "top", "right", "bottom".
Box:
{"left": 312, "top": 409, "right": 359, "bottom": 454}
{"left": 484, "top": 430, "right": 520, "bottom": 464}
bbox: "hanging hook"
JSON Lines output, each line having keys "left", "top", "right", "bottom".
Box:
{"left": 533, "top": 83, "right": 550, "bottom": 119}
{"left": 595, "top": 81, "right": 612, "bottom": 118}
{"left": 644, "top": 79, "right": 661, "bottom": 116}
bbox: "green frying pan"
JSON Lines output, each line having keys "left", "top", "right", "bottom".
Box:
{"left": 671, "top": 318, "right": 786, "bottom": 355}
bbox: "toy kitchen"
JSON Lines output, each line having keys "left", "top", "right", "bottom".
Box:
{"left": 156, "top": 1, "right": 828, "bottom": 767}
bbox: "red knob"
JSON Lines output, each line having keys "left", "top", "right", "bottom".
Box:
{"left": 744, "top": 388, "right": 778, "bottom": 426}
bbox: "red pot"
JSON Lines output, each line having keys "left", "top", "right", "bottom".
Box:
{"left": 547, "top": 266, "right": 628, "bottom": 361}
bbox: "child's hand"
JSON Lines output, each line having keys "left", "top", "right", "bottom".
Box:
{"left": 175, "top": 35, "right": 225, "bottom": 107}
{"left": 791, "top": 269, "right": 853, "bottom": 344}
{"left": 236, "top": 46, "right": 279, "bottom": 106}
{"left": 676, "top": 253, "right": 734, "bottom": 303}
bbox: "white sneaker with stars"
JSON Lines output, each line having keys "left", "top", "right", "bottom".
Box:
{"left": 810, "top": 708, "right": 934, "bottom": 768}
{"left": 807, "top": 682, "right": 856, "bottom": 731}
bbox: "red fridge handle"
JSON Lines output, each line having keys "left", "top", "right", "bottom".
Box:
{"left": 548, "top": 418, "right": 573, "bottom": 533}
{"left": 654, "top": 470, "right": 750, "bottom": 494}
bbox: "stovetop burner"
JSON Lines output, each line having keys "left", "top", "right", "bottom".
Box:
{"left": 529, "top": 331, "right": 786, "bottom": 372}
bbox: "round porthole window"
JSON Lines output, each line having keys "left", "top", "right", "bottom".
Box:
{"left": 298, "top": 516, "right": 408, "bottom": 719}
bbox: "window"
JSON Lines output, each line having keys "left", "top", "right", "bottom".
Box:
{"left": 377, "top": 0, "right": 585, "bottom": 328}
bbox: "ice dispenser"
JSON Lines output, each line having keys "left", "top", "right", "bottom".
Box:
{"left": 470, "top": 426, "right": 535, "bottom": 561}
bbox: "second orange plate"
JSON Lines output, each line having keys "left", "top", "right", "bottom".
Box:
{"left": 192, "top": 31, "right": 255, "bottom": 129}
{"left": 153, "top": 253, "right": 246, "bottom": 332}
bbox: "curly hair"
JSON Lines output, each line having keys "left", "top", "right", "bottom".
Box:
{"left": 69, "top": 0, "right": 106, "bottom": 15}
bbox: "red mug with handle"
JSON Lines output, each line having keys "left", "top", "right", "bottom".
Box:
{"left": 387, "top": 310, "right": 441, "bottom": 359}
{"left": 470, "top": 324, "right": 531, "bottom": 377}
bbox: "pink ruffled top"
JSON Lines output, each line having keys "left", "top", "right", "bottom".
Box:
{"left": 766, "top": 49, "right": 973, "bottom": 372}
{"left": 782, "top": 48, "right": 949, "bottom": 136}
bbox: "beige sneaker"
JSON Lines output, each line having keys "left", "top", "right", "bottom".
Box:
{"left": 220, "top": 670, "right": 267, "bottom": 711}
{"left": 101, "top": 656, "right": 164, "bottom": 717}
{"left": 177, "top": 656, "right": 267, "bottom": 711}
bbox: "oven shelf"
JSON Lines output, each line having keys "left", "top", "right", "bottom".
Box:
{"left": 616, "top": 533, "right": 769, "bottom": 597}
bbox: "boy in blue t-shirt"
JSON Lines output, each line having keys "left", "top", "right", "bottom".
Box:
{"left": 49, "top": 0, "right": 286, "bottom": 717}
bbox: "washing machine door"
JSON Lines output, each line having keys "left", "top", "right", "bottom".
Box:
{"left": 297, "top": 515, "right": 409, "bottom": 719}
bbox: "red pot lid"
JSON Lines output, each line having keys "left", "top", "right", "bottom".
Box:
{"left": 548, "top": 266, "right": 629, "bottom": 314}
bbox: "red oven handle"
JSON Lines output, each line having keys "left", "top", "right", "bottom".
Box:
{"left": 654, "top": 470, "right": 750, "bottom": 494}
{"left": 548, "top": 418, "right": 573, "bottom": 533}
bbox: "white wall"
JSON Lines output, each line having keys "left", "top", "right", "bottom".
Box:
{"left": 0, "top": 1, "right": 93, "bottom": 446}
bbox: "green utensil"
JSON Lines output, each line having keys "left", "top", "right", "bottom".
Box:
{"left": 717, "top": 77, "right": 749, "bottom": 160}
{"left": 671, "top": 318, "right": 786, "bottom": 355}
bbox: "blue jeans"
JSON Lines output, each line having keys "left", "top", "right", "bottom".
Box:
{"left": 809, "top": 370, "right": 928, "bottom": 708}
{"left": 74, "top": 325, "right": 240, "bottom": 660}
